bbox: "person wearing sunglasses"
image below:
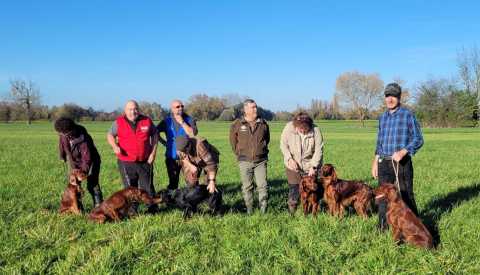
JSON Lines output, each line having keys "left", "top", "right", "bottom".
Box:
{"left": 157, "top": 99, "right": 198, "bottom": 190}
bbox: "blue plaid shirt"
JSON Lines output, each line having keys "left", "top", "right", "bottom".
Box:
{"left": 375, "top": 106, "right": 424, "bottom": 157}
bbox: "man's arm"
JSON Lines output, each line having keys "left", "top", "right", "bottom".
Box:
{"left": 198, "top": 141, "right": 218, "bottom": 193}
{"left": 372, "top": 118, "right": 382, "bottom": 179}
{"left": 79, "top": 142, "right": 92, "bottom": 174}
{"left": 229, "top": 122, "right": 238, "bottom": 154}
{"left": 264, "top": 121, "right": 270, "bottom": 146}
{"left": 310, "top": 127, "right": 324, "bottom": 168}
{"left": 59, "top": 136, "right": 67, "bottom": 162}
{"left": 156, "top": 120, "right": 167, "bottom": 146}
{"left": 107, "top": 121, "right": 121, "bottom": 155}
{"left": 405, "top": 113, "right": 424, "bottom": 155}
{"left": 175, "top": 115, "right": 197, "bottom": 137}
{"left": 148, "top": 124, "right": 158, "bottom": 164}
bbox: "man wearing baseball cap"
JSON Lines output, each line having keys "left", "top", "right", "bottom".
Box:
{"left": 371, "top": 83, "right": 424, "bottom": 231}
{"left": 175, "top": 135, "right": 219, "bottom": 193}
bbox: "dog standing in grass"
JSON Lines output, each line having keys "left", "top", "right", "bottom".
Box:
{"left": 320, "top": 164, "right": 373, "bottom": 218}
{"left": 59, "top": 169, "right": 87, "bottom": 214}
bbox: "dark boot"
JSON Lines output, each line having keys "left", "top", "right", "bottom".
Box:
{"left": 91, "top": 187, "right": 103, "bottom": 208}
{"left": 288, "top": 202, "right": 297, "bottom": 216}
{"left": 377, "top": 199, "right": 388, "bottom": 232}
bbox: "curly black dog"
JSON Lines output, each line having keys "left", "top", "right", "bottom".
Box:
{"left": 157, "top": 185, "right": 222, "bottom": 219}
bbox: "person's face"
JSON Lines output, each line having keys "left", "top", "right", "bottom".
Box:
{"left": 385, "top": 96, "right": 400, "bottom": 110}
{"left": 59, "top": 131, "right": 73, "bottom": 139}
{"left": 124, "top": 102, "right": 139, "bottom": 121}
{"left": 171, "top": 101, "right": 184, "bottom": 116}
{"left": 244, "top": 102, "right": 258, "bottom": 118}
{"left": 296, "top": 127, "right": 309, "bottom": 135}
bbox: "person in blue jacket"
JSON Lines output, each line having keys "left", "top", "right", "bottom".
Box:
{"left": 157, "top": 99, "right": 198, "bottom": 190}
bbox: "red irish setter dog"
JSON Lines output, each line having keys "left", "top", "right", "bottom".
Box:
{"left": 375, "top": 184, "right": 433, "bottom": 249}
{"left": 59, "top": 170, "right": 87, "bottom": 215}
{"left": 88, "top": 187, "right": 163, "bottom": 223}
{"left": 320, "top": 164, "right": 373, "bottom": 218}
{"left": 299, "top": 175, "right": 321, "bottom": 216}
{"left": 60, "top": 169, "right": 87, "bottom": 214}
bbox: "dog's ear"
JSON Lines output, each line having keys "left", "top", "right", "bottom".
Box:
{"left": 330, "top": 168, "right": 338, "bottom": 182}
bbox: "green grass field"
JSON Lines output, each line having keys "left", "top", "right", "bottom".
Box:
{"left": 1, "top": 120, "right": 479, "bottom": 274}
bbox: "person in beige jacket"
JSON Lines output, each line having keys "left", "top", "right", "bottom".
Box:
{"left": 280, "top": 112, "right": 324, "bottom": 214}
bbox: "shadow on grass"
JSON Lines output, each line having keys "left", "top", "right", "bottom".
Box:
{"left": 421, "top": 182, "right": 480, "bottom": 247}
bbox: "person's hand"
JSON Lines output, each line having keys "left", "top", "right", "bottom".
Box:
{"left": 207, "top": 180, "right": 216, "bottom": 193}
{"left": 174, "top": 115, "right": 184, "bottom": 125}
{"left": 308, "top": 167, "right": 316, "bottom": 177}
{"left": 392, "top": 149, "right": 408, "bottom": 163}
{"left": 371, "top": 159, "right": 378, "bottom": 179}
{"left": 288, "top": 158, "right": 299, "bottom": 171}
{"left": 112, "top": 144, "right": 121, "bottom": 155}
{"left": 147, "top": 153, "right": 156, "bottom": 165}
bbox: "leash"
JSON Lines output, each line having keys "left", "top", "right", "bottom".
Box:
{"left": 391, "top": 159, "right": 401, "bottom": 193}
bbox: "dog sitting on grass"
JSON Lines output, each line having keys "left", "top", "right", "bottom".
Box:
{"left": 375, "top": 183, "right": 433, "bottom": 249}
{"left": 157, "top": 185, "right": 223, "bottom": 219}
{"left": 88, "top": 187, "right": 163, "bottom": 223}
{"left": 59, "top": 169, "right": 87, "bottom": 215}
{"left": 299, "top": 175, "right": 321, "bottom": 216}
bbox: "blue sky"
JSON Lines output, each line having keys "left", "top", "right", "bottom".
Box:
{"left": 1, "top": 1, "right": 479, "bottom": 112}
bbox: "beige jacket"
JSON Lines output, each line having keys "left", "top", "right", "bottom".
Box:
{"left": 280, "top": 121, "right": 324, "bottom": 172}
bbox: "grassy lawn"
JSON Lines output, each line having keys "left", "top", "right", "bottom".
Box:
{"left": 0, "top": 120, "right": 479, "bottom": 274}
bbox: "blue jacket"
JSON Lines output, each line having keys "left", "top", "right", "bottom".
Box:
{"left": 159, "top": 115, "right": 195, "bottom": 159}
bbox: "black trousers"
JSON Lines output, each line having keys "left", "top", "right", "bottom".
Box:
{"left": 165, "top": 158, "right": 182, "bottom": 190}
{"left": 86, "top": 162, "right": 103, "bottom": 203}
{"left": 378, "top": 155, "right": 419, "bottom": 215}
{"left": 117, "top": 160, "right": 156, "bottom": 197}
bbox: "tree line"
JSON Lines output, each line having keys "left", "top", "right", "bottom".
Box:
{"left": 1, "top": 47, "right": 478, "bottom": 127}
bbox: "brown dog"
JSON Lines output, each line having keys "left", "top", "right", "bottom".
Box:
{"left": 375, "top": 184, "right": 433, "bottom": 249}
{"left": 320, "top": 164, "right": 373, "bottom": 218}
{"left": 299, "top": 175, "right": 320, "bottom": 216}
{"left": 59, "top": 170, "right": 87, "bottom": 214}
{"left": 88, "top": 187, "right": 163, "bottom": 223}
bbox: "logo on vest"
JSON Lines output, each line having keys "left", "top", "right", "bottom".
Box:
{"left": 240, "top": 125, "right": 248, "bottom": 131}
{"left": 140, "top": 126, "right": 149, "bottom": 132}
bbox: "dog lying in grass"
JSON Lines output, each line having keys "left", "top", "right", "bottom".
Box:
{"left": 375, "top": 183, "right": 433, "bottom": 249}
{"left": 320, "top": 164, "right": 374, "bottom": 218}
{"left": 299, "top": 175, "right": 321, "bottom": 216}
{"left": 157, "top": 185, "right": 222, "bottom": 219}
{"left": 59, "top": 169, "right": 87, "bottom": 215}
{"left": 88, "top": 187, "right": 162, "bottom": 223}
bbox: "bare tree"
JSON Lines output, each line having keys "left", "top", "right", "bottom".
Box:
{"left": 335, "top": 71, "right": 384, "bottom": 126}
{"left": 457, "top": 46, "right": 480, "bottom": 126}
{"left": 9, "top": 79, "right": 40, "bottom": 124}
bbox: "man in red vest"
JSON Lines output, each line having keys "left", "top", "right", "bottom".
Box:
{"left": 107, "top": 100, "right": 159, "bottom": 213}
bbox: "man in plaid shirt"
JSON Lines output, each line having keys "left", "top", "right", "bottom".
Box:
{"left": 371, "top": 83, "right": 424, "bottom": 231}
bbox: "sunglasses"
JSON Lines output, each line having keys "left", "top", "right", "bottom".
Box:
{"left": 174, "top": 105, "right": 184, "bottom": 109}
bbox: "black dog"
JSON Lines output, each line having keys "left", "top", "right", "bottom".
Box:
{"left": 157, "top": 185, "right": 222, "bottom": 219}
